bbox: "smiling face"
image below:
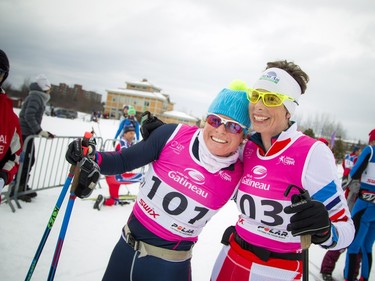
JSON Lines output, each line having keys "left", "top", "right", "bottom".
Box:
{"left": 250, "top": 89, "right": 290, "bottom": 139}
{"left": 202, "top": 114, "right": 244, "bottom": 157}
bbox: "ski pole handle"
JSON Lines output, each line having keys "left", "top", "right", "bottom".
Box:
{"left": 71, "top": 131, "right": 94, "bottom": 193}
{"left": 284, "top": 184, "right": 312, "bottom": 250}
{"left": 301, "top": 234, "right": 311, "bottom": 249}
{"left": 81, "top": 131, "right": 94, "bottom": 157}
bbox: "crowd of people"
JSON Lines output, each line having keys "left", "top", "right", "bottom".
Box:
{"left": 1, "top": 46, "right": 374, "bottom": 280}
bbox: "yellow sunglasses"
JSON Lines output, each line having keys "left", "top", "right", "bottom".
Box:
{"left": 247, "top": 88, "right": 299, "bottom": 107}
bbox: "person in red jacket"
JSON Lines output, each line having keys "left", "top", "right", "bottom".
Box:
{"left": 0, "top": 49, "right": 23, "bottom": 201}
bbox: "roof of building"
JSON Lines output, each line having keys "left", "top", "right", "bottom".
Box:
{"left": 106, "top": 87, "right": 168, "bottom": 101}
{"left": 127, "top": 79, "right": 162, "bottom": 92}
{"left": 161, "top": 110, "right": 199, "bottom": 121}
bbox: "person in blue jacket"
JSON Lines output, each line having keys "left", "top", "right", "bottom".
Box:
{"left": 114, "top": 107, "right": 140, "bottom": 142}
{"left": 344, "top": 129, "right": 375, "bottom": 281}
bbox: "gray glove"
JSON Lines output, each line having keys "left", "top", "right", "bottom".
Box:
{"left": 39, "top": 130, "right": 55, "bottom": 139}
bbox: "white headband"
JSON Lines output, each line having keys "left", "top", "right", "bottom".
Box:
{"left": 252, "top": 67, "right": 301, "bottom": 115}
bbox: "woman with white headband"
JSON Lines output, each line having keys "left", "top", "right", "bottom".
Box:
{"left": 211, "top": 60, "right": 355, "bottom": 281}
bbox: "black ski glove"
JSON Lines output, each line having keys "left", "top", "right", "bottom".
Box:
{"left": 140, "top": 111, "right": 165, "bottom": 140}
{"left": 284, "top": 195, "right": 331, "bottom": 245}
{"left": 66, "top": 139, "right": 83, "bottom": 164}
{"left": 74, "top": 158, "right": 100, "bottom": 198}
{"left": 65, "top": 138, "right": 96, "bottom": 165}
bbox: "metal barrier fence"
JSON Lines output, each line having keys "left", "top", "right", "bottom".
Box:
{"left": 1, "top": 135, "right": 103, "bottom": 212}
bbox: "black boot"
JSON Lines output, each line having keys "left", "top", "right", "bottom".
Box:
{"left": 26, "top": 186, "right": 37, "bottom": 198}
{"left": 10, "top": 183, "right": 33, "bottom": 202}
{"left": 18, "top": 195, "right": 32, "bottom": 202}
{"left": 93, "top": 195, "right": 104, "bottom": 210}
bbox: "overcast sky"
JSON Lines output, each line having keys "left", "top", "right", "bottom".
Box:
{"left": 1, "top": 0, "right": 374, "bottom": 142}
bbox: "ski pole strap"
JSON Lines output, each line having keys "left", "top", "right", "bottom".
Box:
{"left": 233, "top": 232, "right": 303, "bottom": 261}
{"left": 73, "top": 157, "right": 100, "bottom": 198}
{"left": 123, "top": 225, "right": 193, "bottom": 261}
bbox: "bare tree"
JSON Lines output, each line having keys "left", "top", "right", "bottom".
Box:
{"left": 295, "top": 112, "right": 345, "bottom": 140}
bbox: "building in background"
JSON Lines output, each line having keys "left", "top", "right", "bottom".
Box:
{"left": 104, "top": 79, "right": 200, "bottom": 126}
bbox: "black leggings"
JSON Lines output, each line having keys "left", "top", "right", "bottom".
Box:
{"left": 102, "top": 237, "right": 192, "bottom": 281}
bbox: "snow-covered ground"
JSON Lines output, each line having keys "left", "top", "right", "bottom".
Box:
{"left": 0, "top": 112, "right": 371, "bottom": 280}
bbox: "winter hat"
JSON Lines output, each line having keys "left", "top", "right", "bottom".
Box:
{"left": 252, "top": 67, "right": 301, "bottom": 116}
{"left": 207, "top": 84, "right": 250, "bottom": 129}
{"left": 352, "top": 146, "right": 360, "bottom": 153}
{"left": 0, "top": 49, "right": 10, "bottom": 86}
{"left": 318, "top": 138, "right": 329, "bottom": 146}
{"left": 369, "top": 129, "right": 375, "bottom": 143}
{"left": 124, "top": 125, "right": 135, "bottom": 134}
{"left": 35, "top": 74, "right": 51, "bottom": 91}
{"left": 128, "top": 107, "right": 136, "bottom": 116}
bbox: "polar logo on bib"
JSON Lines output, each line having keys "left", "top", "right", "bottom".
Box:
{"left": 251, "top": 165, "right": 267, "bottom": 180}
{"left": 184, "top": 168, "right": 205, "bottom": 185}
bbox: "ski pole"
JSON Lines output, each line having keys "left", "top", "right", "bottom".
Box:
{"left": 47, "top": 131, "right": 95, "bottom": 281}
{"left": 284, "top": 184, "right": 311, "bottom": 281}
{"left": 47, "top": 191, "right": 77, "bottom": 281}
{"left": 24, "top": 165, "right": 75, "bottom": 281}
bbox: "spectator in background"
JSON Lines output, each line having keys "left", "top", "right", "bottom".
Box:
{"left": 344, "top": 129, "right": 375, "bottom": 281}
{"left": 91, "top": 111, "right": 98, "bottom": 122}
{"left": 343, "top": 146, "right": 361, "bottom": 181}
{"left": 320, "top": 143, "right": 362, "bottom": 280}
{"left": 49, "top": 103, "right": 55, "bottom": 117}
{"left": 318, "top": 137, "right": 329, "bottom": 147}
{"left": 0, "top": 49, "right": 22, "bottom": 199}
{"left": 94, "top": 125, "right": 138, "bottom": 209}
{"left": 15, "top": 74, "right": 55, "bottom": 202}
{"left": 120, "top": 105, "right": 130, "bottom": 121}
{"left": 343, "top": 146, "right": 362, "bottom": 210}
{"left": 114, "top": 107, "right": 140, "bottom": 143}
